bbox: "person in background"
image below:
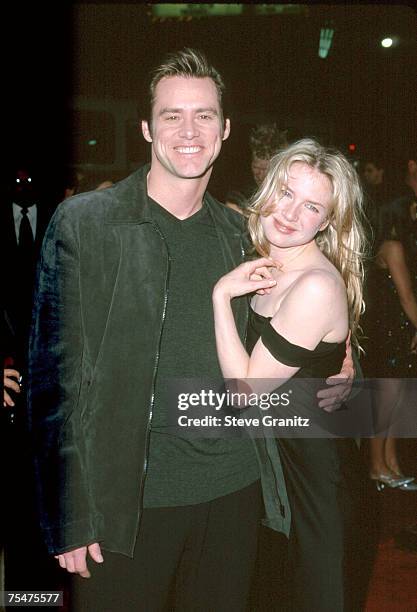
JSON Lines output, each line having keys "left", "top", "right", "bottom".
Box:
{"left": 225, "top": 123, "right": 289, "bottom": 210}
{"left": 250, "top": 123, "right": 289, "bottom": 188}
{"left": 224, "top": 189, "right": 249, "bottom": 215}
{"left": 61, "top": 168, "right": 115, "bottom": 199}
{"left": 362, "top": 148, "right": 417, "bottom": 492}
{"left": 362, "top": 154, "right": 390, "bottom": 204}
{"left": 1, "top": 312, "right": 22, "bottom": 608}
{"left": 2, "top": 166, "right": 54, "bottom": 367}
{"left": 361, "top": 152, "right": 394, "bottom": 239}
{"left": 1, "top": 366, "right": 21, "bottom": 612}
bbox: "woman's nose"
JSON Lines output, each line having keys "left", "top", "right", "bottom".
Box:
{"left": 281, "top": 201, "right": 299, "bottom": 221}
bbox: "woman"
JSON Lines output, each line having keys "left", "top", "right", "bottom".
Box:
{"left": 363, "top": 194, "right": 417, "bottom": 490}
{"left": 212, "top": 139, "right": 367, "bottom": 611}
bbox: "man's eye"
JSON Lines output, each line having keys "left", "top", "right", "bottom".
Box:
{"left": 166, "top": 115, "right": 179, "bottom": 121}
{"left": 199, "top": 114, "right": 212, "bottom": 120}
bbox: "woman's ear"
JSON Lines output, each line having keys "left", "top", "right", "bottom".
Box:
{"left": 318, "top": 218, "right": 330, "bottom": 232}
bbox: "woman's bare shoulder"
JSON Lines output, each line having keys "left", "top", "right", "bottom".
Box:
{"left": 290, "top": 265, "right": 345, "bottom": 301}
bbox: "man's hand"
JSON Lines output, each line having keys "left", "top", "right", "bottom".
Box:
{"left": 3, "top": 368, "right": 21, "bottom": 407}
{"left": 55, "top": 542, "right": 103, "bottom": 578}
{"left": 410, "top": 330, "right": 417, "bottom": 354}
{"left": 317, "top": 332, "right": 354, "bottom": 412}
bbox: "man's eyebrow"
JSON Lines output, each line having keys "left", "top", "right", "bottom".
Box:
{"left": 159, "top": 107, "right": 181, "bottom": 116}
{"left": 195, "top": 107, "right": 219, "bottom": 115}
{"left": 159, "top": 107, "right": 219, "bottom": 116}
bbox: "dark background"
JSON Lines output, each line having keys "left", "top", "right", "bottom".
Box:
{"left": 7, "top": 2, "right": 417, "bottom": 201}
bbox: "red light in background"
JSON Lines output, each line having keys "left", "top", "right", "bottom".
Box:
{"left": 348, "top": 143, "right": 356, "bottom": 152}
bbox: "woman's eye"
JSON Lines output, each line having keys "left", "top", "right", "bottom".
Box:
{"left": 305, "top": 203, "right": 319, "bottom": 213}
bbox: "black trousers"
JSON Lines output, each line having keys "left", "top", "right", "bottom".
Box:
{"left": 277, "top": 438, "right": 371, "bottom": 612}
{"left": 69, "top": 480, "right": 263, "bottom": 612}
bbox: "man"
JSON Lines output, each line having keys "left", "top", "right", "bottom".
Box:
{"left": 2, "top": 166, "right": 53, "bottom": 366}
{"left": 249, "top": 123, "right": 289, "bottom": 188}
{"left": 28, "top": 49, "right": 352, "bottom": 611}
{"left": 362, "top": 157, "right": 385, "bottom": 191}
{"left": 225, "top": 123, "right": 288, "bottom": 211}
{"left": 361, "top": 153, "right": 395, "bottom": 230}
{"left": 2, "top": 167, "right": 60, "bottom": 598}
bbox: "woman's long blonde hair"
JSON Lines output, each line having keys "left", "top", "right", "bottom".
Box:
{"left": 247, "top": 138, "right": 367, "bottom": 351}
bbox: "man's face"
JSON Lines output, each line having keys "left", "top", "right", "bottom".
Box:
{"left": 363, "top": 162, "right": 384, "bottom": 186}
{"left": 251, "top": 156, "right": 270, "bottom": 187}
{"left": 407, "top": 159, "right": 417, "bottom": 190}
{"left": 12, "top": 168, "right": 37, "bottom": 205}
{"left": 142, "top": 76, "right": 230, "bottom": 181}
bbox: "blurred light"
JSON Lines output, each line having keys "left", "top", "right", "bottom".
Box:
{"left": 381, "top": 37, "right": 393, "bottom": 48}
{"left": 348, "top": 144, "right": 356, "bottom": 152}
{"left": 151, "top": 4, "right": 242, "bottom": 19}
{"left": 150, "top": 4, "right": 306, "bottom": 19}
{"left": 319, "top": 27, "right": 334, "bottom": 59}
{"left": 255, "top": 5, "right": 306, "bottom": 15}
{"left": 88, "top": 139, "right": 97, "bottom": 146}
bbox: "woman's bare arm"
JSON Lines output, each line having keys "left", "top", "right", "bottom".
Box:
{"left": 213, "top": 262, "right": 347, "bottom": 394}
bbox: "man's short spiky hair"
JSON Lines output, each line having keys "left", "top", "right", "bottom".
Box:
{"left": 250, "top": 123, "right": 289, "bottom": 160}
{"left": 147, "top": 47, "right": 226, "bottom": 126}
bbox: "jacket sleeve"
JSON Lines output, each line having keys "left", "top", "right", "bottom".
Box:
{"left": 27, "top": 204, "right": 98, "bottom": 555}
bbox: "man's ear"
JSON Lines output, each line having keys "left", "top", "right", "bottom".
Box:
{"left": 141, "top": 120, "right": 152, "bottom": 143}
{"left": 222, "top": 118, "right": 231, "bottom": 142}
{"left": 408, "top": 159, "right": 417, "bottom": 175}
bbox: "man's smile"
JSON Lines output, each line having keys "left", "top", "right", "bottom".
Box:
{"left": 174, "top": 146, "right": 203, "bottom": 154}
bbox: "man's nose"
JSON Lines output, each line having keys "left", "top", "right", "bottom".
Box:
{"left": 179, "top": 117, "right": 199, "bottom": 139}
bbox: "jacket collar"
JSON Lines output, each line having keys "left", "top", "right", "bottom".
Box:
{"left": 105, "top": 163, "right": 244, "bottom": 243}
{"left": 105, "top": 164, "right": 153, "bottom": 224}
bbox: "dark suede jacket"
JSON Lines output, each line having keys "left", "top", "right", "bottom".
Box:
{"left": 27, "top": 165, "right": 291, "bottom": 556}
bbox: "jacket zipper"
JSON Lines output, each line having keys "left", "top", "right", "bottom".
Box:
{"left": 241, "top": 238, "right": 249, "bottom": 345}
{"left": 135, "top": 223, "right": 171, "bottom": 539}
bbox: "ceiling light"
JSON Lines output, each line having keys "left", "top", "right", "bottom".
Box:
{"left": 319, "top": 27, "right": 334, "bottom": 59}
{"left": 381, "top": 38, "right": 393, "bottom": 48}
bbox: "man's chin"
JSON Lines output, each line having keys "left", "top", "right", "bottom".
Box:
{"left": 178, "top": 160, "right": 217, "bottom": 180}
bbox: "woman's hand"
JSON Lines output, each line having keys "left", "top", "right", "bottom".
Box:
{"left": 213, "top": 257, "right": 277, "bottom": 301}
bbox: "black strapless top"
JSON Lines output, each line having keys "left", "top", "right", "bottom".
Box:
{"left": 246, "top": 307, "right": 346, "bottom": 379}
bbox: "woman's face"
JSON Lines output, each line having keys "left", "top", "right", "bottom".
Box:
{"left": 260, "top": 161, "right": 333, "bottom": 251}
{"left": 410, "top": 200, "right": 417, "bottom": 222}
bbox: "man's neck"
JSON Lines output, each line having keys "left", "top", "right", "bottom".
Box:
{"left": 146, "top": 166, "right": 212, "bottom": 220}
